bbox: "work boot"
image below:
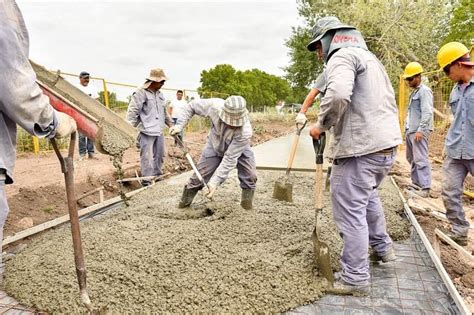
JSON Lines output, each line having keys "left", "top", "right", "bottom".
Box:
{"left": 240, "top": 189, "right": 255, "bottom": 210}
{"left": 332, "top": 272, "right": 369, "bottom": 294}
{"left": 178, "top": 186, "right": 200, "bottom": 208}
{"left": 370, "top": 248, "right": 396, "bottom": 263}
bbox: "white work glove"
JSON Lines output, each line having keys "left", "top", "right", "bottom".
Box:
{"left": 169, "top": 125, "right": 182, "bottom": 136}
{"left": 55, "top": 112, "right": 77, "bottom": 139}
{"left": 295, "top": 112, "right": 307, "bottom": 125}
{"left": 204, "top": 185, "right": 217, "bottom": 200}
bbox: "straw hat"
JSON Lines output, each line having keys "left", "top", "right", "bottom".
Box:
{"left": 219, "top": 95, "right": 249, "bottom": 127}
{"left": 143, "top": 68, "right": 168, "bottom": 88}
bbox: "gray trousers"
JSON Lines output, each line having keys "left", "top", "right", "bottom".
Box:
{"left": 186, "top": 145, "right": 257, "bottom": 190}
{"left": 331, "top": 150, "right": 396, "bottom": 285}
{"left": 442, "top": 157, "right": 473, "bottom": 236}
{"left": 0, "top": 178, "right": 8, "bottom": 274}
{"left": 139, "top": 133, "right": 165, "bottom": 179}
{"left": 78, "top": 133, "right": 94, "bottom": 156}
{"left": 405, "top": 132, "right": 431, "bottom": 189}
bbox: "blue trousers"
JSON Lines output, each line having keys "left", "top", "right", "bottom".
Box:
{"left": 442, "top": 157, "right": 473, "bottom": 236}
{"left": 78, "top": 133, "right": 94, "bottom": 156}
{"left": 405, "top": 132, "right": 431, "bottom": 189}
{"left": 139, "top": 133, "right": 165, "bottom": 179}
{"left": 331, "top": 150, "right": 396, "bottom": 285}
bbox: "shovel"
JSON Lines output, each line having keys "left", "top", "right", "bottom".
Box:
{"left": 311, "top": 133, "right": 334, "bottom": 284}
{"left": 173, "top": 135, "right": 210, "bottom": 195}
{"left": 51, "top": 133, "right": 102, "bottom": 313}
{"left": 272, "top": 121, "right": 307, "bottom": 202}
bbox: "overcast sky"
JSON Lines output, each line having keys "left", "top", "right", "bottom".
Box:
{"left": 17, "top": 0, "right": 301, "bottom": 99}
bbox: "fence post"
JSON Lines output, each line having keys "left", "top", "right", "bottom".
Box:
{"left": 102, "top": 79, "right": 110, "bottom": 109}
{"left": 33, "top": 136, "right": 40, "bottom": 154}
{"left": 398, "top": 75, "right": 406, "bottom": 135}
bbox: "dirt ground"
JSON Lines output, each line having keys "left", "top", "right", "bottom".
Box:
{"left": 4, "top": 120, "right": 292, "bottom": 238}
{"left": 4, "top": 171, "right": 409, "bottom": 313}
{"left": 391, "top": 148, "right": 474, "bottom": 312}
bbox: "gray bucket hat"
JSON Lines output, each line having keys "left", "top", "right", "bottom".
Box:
{"left": 307, "top": 16, "right": 355, "bottom": 52}
{"left": 219, "top": 95, "right": 249, "bottom": 127}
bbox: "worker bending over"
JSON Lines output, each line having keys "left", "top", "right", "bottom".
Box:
{"left": 437, "top": 42, "right": 474, "bottom": 246}
{"left": 402, "top": 62, "right": 434, "bottom": 197}
{"left": 170, "top": 96, "right": 257, "bottom": 210}
{"left": 0, "top": 0, "right": 76, "bottom": 282}
{"left": 307, "top": 16, "right": 402, "bottom": 293}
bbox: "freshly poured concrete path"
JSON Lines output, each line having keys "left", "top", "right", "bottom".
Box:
{"left": 254, "top": 128, "right": 330, "bottom": 172}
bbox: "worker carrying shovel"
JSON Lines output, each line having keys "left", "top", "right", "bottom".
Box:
{"left": 0, "top": 0, "right": 77, "bottom": 283}
{"left": 307, "top": 16, "right": 402, "bottom": 293}
{"left": 169, "top": 96, "right": 257, "bottom": 210}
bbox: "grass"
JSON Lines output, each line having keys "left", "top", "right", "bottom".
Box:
{"left": 41, "top": 206, "right": 55, "bottom": 214}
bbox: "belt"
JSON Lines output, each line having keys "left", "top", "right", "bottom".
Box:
{"left": 375, "top": 147, "right": 396, "bottom": 155}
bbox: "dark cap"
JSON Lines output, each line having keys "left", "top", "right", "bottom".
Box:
{"left": 79, "top": 71, "right": 90, "bottom": 78}
{"left": 307, "top": 16, "right": 355, "bottom": 52}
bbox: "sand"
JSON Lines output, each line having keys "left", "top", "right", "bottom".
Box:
{"left": 4, "top": 171, "right": 409, "bottom": 313}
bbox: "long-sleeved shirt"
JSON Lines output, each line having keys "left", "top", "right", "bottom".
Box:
{"left": 126, "top": 88, "right": 172, "bottom": 136}
{"left": 0, "top": 0, "right": 57, "bottom": 184}
{"left": 445, "top": 78, "right": 474, "bottom": 160}
{"left": 176, "top": 98, "right": 253, "bottom": 187}
{"left": 314, "top": 47, "right": 402, "bottom": 159}
{"left": 404, "top": 84, "right": 434, "bottom": 134}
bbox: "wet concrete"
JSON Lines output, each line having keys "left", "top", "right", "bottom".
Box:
{"left": 3, "top": 169, "right": 409, "bottom": 313}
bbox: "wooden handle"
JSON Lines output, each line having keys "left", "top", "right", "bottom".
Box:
{"left": 315, "top": 164, "right": 323, "bottom": 209}
{"left": 286, "top": 135, "right": 300, "bottom": 172}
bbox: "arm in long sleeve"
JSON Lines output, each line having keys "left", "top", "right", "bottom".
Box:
{"left": 208, "top": 136, "right": 249, "bottom": 187}
{"left": 314, "top": 53, "right": 356, "bottom": 131}
{"left": 0, "top": 18, "right": 56, "bottom": 138}
{"left": 301, "top": 72, "right": 326, "bottom": 114}
{"left": 175, "top": 99, "right": 217, "bottom": 130}
{"left": 417, "top": 88, "right": 433, "bottom": 133}
{"left": 126, "top": 90, "right": 145, "bottom": 127}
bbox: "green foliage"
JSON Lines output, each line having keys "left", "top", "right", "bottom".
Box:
{"left": 198, "top": 64, "right": 293, "bottom": 111}
{"left": 443, "top": 0, "right": 474, "bottom": 46}
{"left": 285, "top": 0, "right": 449, "bottom": 90}
{"left": 98, "top": 91, "right": 129, "bottom": 110}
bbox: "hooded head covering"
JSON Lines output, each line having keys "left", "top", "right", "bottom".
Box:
{"left": 307, "top": 16, "right": 355, "bottom": 52}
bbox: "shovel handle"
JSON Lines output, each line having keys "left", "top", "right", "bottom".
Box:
{"left": 312, "top": 132, "right": 326, "bottom": 165}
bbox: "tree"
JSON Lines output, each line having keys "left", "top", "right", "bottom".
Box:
{"left": 443, "top": 0, "right": 474, "bottom": 46}
{"left": 285, "top": 0, "right": 449, "bottom": 92}
{"left": 198, "top": 65, "right": 293, "bottom": 111}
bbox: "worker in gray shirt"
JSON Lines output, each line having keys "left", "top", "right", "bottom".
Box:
{"left": 170, "top": 96, "right": 257, "bottom": 210}
{"left": 437, "top": 41, "right": 474, "bottom": 246}
{"left": 0, "top": 0, "right": 76, "bottom": 281}
{"left": 126, "top": 68, "right": 172, "bottom": 186}
{"left": 307, "top": 16, "right": 402, "bottom": 293}
{"left": 402, "top": 62, "right": 434, "bottom": 197}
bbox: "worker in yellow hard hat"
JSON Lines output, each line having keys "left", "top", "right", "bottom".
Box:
{"left": 402, "top": 62, "right": 434, "bottom": 198}
{"left": 437, "top": 41, "right": 474, "bottom": 246}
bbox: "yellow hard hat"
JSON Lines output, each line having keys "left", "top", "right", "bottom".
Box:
{"left": 402, "top": 62, "right": 423, "bottom": 79}
{"left": 437, "top": 42, "right": 470, "bottom": 69}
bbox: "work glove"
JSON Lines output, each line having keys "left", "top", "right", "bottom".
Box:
{"left": 169, "top": 125, "right": 182, "bottom": 136}
{"left": 295, "top": 112, "right": 307, "bottom": 125}
{"left": 204, "top": 185, "right": 217, "bottom": 200}
{"left": 55, "top": 112, "right": 77, "bottom": 139}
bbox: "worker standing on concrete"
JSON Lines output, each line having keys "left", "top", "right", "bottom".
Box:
{"left": 0, "top": 0, "right": 77, "bottom": 282}
{"left": 402, "top": 62, "right": 434, "bottom": 197}
{"left": 169, "top": 96, "right": 257, "bottom": 210}
{"left": 76, "top": 71, "right": 99, "bottom": 160}
{"left": 168, "top": 90, "right": 187, "bottom": 145}
{"left": 437, "top": 42, "right": 474, "bottom": 246}
{"left": 126, "top": 69, "right": 172, "bottom": 187}
{"left": 307, "top": 16, "right": 402, "bottom": 292}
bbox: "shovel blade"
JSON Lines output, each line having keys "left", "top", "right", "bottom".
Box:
{"left": 312, "top": 227, "right": 334, "bottom": 284}
{"left": 272, "top": 179, "right": 293, "bottom": 202}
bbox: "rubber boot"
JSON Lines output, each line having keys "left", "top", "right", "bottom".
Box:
{"left": 240, "top": 189, "right": 255, "bottom": 210}
{"left": 178, "top": 186, "right": 200, "bottom": 208}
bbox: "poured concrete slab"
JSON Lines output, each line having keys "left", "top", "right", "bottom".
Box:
{"left": 253, "top": 129, "right": 330, "bottom": 172}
